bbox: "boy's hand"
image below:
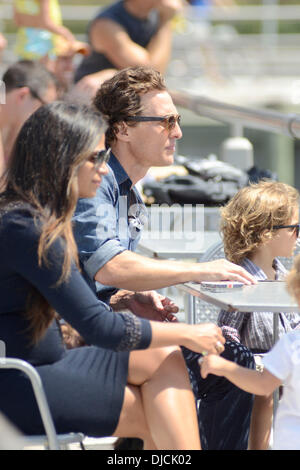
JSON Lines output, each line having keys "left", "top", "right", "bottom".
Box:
{"left": 199, "top": 354, "right": 228, "bottom": 379}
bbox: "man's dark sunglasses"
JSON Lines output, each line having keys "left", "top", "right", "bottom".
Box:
{"left": 126, "top": 114, "right": 181, "bottom": 131}
{"left": 16, "top": 85, "right": 46, "bottom": 106}
{"left": 273, "top": 223, "right": 300, "bottom": 238}
{"left": 88, "top": 147, "right": 111, "bottom": 169}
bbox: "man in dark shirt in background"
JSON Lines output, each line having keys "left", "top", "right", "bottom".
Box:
{"left": 73, "top": 0, "right": 183, "bottom": 99}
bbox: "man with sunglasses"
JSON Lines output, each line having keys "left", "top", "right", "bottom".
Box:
{"left": 73, "top": 66, "right": 256, "bottom": 450}
{"left": 0, "top": 60, "right": 58, "bottom": 170}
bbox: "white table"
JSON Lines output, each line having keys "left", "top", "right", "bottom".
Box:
{"left": 179, "top": 279, "right": 300, "bottom": 324}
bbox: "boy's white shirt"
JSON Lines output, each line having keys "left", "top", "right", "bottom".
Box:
{"left": 263, "top": 330, "right": 300, "bottom": 450}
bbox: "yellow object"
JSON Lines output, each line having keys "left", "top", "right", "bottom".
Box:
{"left": 171, "top": 14, "right": 187, "bottom": 34}
{"left": 147, "top": 165, "right": 188, "bottom": 181}
{"left": 14, "top": 0, "right": 63, "bottom": 60}
{"left": 15, "top": 0, "right": 62, "bottom": 24}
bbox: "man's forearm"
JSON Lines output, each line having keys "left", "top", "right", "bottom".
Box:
{"left": 94, "top": 249, "right": 256, "bottom": 291}
{"left": 95, "top": 250, "right": 193, "bottom": 291}
{"left": 147, "top": 0, "right": 183, "bottom": 72}
{"left": 147, "top": 21, "right": 173, "bottom": 73}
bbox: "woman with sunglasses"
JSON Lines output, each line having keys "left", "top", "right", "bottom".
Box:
{"left": 0, "top": 101, "right": 227, "bottom": 449}
{"left": 218, "top": 180, "right": 300, "bottom": 450}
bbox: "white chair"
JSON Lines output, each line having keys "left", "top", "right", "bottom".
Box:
{"left": 0, "top": 357, "right": 85, "bottom": 450}
{"left": 0, "top": 412, "right": 28, "bottom": 450}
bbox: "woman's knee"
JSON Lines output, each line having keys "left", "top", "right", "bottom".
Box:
{"left": 153, "top": 345, "right": 184, "bottom": 365}
{"left": 128, "top": 346, "right": 185, "bottom": 385}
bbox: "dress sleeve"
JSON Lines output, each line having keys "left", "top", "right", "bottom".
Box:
{"left": 1, "top": 209, "right": 152, "bottom": 351}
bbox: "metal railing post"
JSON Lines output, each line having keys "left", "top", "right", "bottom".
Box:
{"left": 220, "top": 135, "right": 254, "bottom": 171}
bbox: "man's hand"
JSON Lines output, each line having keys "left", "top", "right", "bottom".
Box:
{"left": 195, "top": 259, "right": 257, "bottom": 285}
{"left": 127, "top": 290, "right": 179, "bottom": 322}
{"left": 158, "top": 0, "right": 184, "bottom": 22}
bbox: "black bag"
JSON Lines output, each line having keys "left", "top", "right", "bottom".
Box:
{"left": 143, "top": 156, "right": 249, "bottom": 205}
{"left": 247, "top": 166, "right": 278, "bottom": 183}
{"left": 143, "top": 174, "right": 243, "bottom": 205}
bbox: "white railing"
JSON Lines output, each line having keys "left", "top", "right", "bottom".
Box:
{"left": 171, "top": 89, "right": 300, "bottom": 139}
{"left": 0, "top": 2, "right": 300, "bottom": 22}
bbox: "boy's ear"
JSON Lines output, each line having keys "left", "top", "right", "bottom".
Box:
{"left": 261, "top": 228, "right": 273, "bottom": 243}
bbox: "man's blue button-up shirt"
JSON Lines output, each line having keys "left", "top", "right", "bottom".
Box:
{"left": 73, "top": 152, "right": 146, "bottom": 305}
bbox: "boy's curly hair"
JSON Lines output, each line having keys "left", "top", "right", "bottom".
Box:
{"left": 220, "top": 180, "right": 299, "bottom": 264}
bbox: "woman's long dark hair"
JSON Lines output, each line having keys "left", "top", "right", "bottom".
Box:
{"left": 0, "top": 102, "right": 107, "bottom": 342}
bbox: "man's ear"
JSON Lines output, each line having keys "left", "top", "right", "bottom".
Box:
{"left": 13, "top": 86, "right": 31, "bottom": 103}
{"left": 115, "top": 121, "right": 131, "bottom": 142}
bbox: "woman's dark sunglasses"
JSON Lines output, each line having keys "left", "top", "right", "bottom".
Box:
{"left": 126, "top": 114, "right": 181, "bottom": 131}
{"left": 273, "top": 223, "right": 300, "bottom": 238}
{"left": 88, "top": 147, "right": 111, "bottom": 169}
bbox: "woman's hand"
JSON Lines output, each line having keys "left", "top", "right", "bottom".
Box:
{"left": 149, "top": 320, "right": 225, "bottom": 354}
{"left": 183, "top": 323, "right": 225, "bottom": 355}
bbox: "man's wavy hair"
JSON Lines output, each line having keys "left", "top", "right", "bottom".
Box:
{"left": 220, "top": 180, "right": 299, "bottom": 265}
{"left": 93, "top": 66, "right": 167, "bottom": 146}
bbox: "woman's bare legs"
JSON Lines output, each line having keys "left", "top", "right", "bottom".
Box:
{"left": 114, "top": 346, "right": 201, "bottom": 450}
{"left": 113, "top": 383, "right": 157, "bottom": 450}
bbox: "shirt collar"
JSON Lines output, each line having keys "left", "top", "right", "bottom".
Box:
{"left": 241, "top": 257, "right": 287, "bottom": 280}
{"left": 108, "top": 152, "right": 133, "bottom": 188}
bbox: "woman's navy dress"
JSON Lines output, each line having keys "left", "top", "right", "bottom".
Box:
{"left": 0, "top": 206, "right": 152, "bottom": 436}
